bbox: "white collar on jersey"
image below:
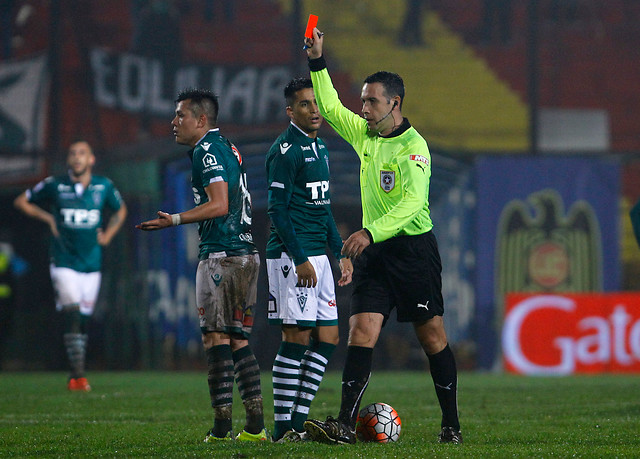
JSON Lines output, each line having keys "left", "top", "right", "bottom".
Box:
{"left": 196, "top": 128, "right": 220, "bottom": 146}
{"left": 290, "top": 122, "right": 319, "bottom": 157}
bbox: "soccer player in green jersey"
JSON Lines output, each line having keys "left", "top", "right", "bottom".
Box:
{"left": 136, "top": 89, "right": 267, "bottom": 443}
{"left": 266, "top": 77, "right": 353, "bottom": 442}
{"left": 301, "top": 30, "right": 462, "bottom": 444}
{"left": 14, "top": 140, "right": 127, "bottom": 392}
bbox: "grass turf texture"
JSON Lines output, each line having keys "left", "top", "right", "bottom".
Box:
{"left": 1, "top": 372, "right": 639, "bottom": 457}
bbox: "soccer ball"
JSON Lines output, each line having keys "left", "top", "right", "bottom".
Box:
{"left": 356, "top": 402, "right": 402, "bottom": 443}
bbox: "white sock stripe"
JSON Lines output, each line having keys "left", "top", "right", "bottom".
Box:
{"left": 275, "top": 355, "right": 303, "bottom": 367}
{"left": 300, "top": 367, "right": 325, "bottom": 380}
{"left": 274, "top": 413, "right": 292, "bottom": 421}
{"left": 273, "top": 388, "right": 298, "bottom": 397}
{"left": 273, "top": 365, "right": 302, "bottom": 375}
{"left": 272, "top": 376, "right": 300, "bottom": 386}
{"left": 301, "top": 360, "right": 327, "bottom": 373}
{"left": 302, "top": 351, "right": 329, "bottom": 366}
{"left": 292, "top": 405, "right": 310, "bottom": 414}
{"left": 299, "top": 380, "right": 320, "bottom": 391}
{"left": 295, "top": 391, "right": 315, "bottom": 401}
{"left": 274, "top": 399, "right": 295, "bottom": 407}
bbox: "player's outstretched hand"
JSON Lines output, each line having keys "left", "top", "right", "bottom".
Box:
{"left": 341, "top": 229, "right": 371, "bottom": 259}
{"left": 296, "top": 260, "right": 318, "bottom": 288}
{"left": 338, "top": 257, "right": 353, "bottom": 287}
{"left": 136, "top": 211, "right": 173, "bottom": 231}
{"left": 304, "top": 27, "right": 324, "bottom": 59}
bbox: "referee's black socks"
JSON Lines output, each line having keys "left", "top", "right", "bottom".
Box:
{"left": 338, "top": 345, "right": 372, "bottom": 429}
{"left": 427, "top": 344, "right": 460, "bottom": 431}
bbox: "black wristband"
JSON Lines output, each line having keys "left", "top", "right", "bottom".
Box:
{"left": 308, "top": 55, "right": 327, "bottom": 72}
{"left": 363, "top": 228, "right": 374, "bottom": 243}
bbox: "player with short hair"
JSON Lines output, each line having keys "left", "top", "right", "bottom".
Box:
{"left": 301, "top": 30, "right": 462, "bottom": 444}
{"left": 14, "top": 140, "right": 127, "bottom": 391}
{"left": 266, "top": 77, "right": 353, "bottom": 442}
{"left": 136, "top": 88, "right": 267, "bottom": 442}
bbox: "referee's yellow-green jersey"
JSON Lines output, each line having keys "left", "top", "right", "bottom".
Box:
{"left": 310, "top": 60, "right": 433, "bottom": 243}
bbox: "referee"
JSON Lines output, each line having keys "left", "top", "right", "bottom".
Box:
{"left": 302, "top": 29, "right": 462, "bottom": 445}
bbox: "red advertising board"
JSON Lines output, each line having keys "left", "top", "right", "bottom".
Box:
{"left": 503, "top": 293, "right": 640, "bottom": 375}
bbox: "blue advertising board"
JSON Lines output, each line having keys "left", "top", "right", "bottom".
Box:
{"left": 475, "top": 156, "right": 620, "bottom": 369}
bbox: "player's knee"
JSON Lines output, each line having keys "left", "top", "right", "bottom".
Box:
{"left": 347, "top": 325, "right": 378, "bottom": 347}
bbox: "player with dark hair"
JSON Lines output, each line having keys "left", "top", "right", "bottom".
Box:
{"left": 301, "top": 31, "right": 462, "bottom": 444}
{"left": 137, "top": 88, "right": 267, "bottom": 442}
{"left": 14, "top": 140, "right": 127, "bottom": 391}
{"left": 266, "top": 77, "right": 353, "bottom": 442}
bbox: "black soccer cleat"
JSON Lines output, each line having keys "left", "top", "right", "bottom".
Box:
{"left": 438, "top": 426, "right": 463, "bottom": 444}
{"left": 304, "top": 416, "right": 356, "bottom": 445}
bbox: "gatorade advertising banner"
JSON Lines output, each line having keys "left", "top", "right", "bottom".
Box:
{"left": 504, "top": 293, "right": 640, "bottom": 374}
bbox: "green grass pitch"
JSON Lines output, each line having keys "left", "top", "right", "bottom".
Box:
{"left": 1, "top": 371, "right": 639, "bottom": 457}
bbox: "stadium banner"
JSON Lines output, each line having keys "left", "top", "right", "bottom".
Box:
{"left": 475, "top": 157, "right": 620, "bottom": 370}
{"left": 90, "top": 48, "right": 290, "bottom": 124}
{"left": 504, "top": 293, "right": 640, "bottom": 374}
{"left": 0, "top": 54, "right": 48, "bottom": 151}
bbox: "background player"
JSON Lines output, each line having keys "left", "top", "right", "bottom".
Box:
{"left": 301, "top": 29, "right": 462, "bottom": 444}
{"left": 136, "top": 88, "right": 266, "bottom": 442}
{"left": 14, "top": 140, "right": 127, "bottom": 391}
{"left": 266, "top": 77, "right": 353, "bottom": 442}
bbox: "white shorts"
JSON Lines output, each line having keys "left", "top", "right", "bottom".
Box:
{"left": 267, "top": 254, "right": 338, "bottom": 327}
{"left": 50, "top": 265, "right": 101, "bottom": 315}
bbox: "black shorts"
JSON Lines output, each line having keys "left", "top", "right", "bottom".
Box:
{"left": 350, "top": 231, "right": 444, "bottom": 324}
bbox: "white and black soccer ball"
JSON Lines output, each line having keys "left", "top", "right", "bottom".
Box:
{"left": 356, "top": 402, "right": 402, "bottom": 443}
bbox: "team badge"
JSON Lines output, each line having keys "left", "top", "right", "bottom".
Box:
{"left": 281, "top": 265, "right": 291, "bottom": 278}
{"left": 211, "top": 273, "right": 222, "bottom": 286}
{"left": 92, "top": 190, "right": 101, "bottom": 206}
{"left": 296, "top": 292, "right": 308, "bottom": 312}
{"left": 380, "top": 170, "right": 395, "bottom": 192}
{"left": 496, "top": 188, "right": 601, "bottom": 316}
{"left": 202, "top": 152, "right": 217, "bottom": 167}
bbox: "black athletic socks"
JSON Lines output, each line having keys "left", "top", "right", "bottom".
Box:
{"left": 427, "top": 344, "right": 460, "bottom": 430}
{"left": 338, "top": 345, "right": 372, "bottom": 429}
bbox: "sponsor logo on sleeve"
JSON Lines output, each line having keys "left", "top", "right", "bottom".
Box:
{"left": 280, "top": 142, "right": 292, "bottom": 155}
{"left": 410, "top": 154, "right": 429, "bottom": 166}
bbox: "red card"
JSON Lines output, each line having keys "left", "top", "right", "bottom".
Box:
{"left": 304, "top": 14, "right": 318, "bottom": 38}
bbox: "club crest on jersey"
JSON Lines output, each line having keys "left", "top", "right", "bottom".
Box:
{"left": 92, "top": 190, "right": 101, "bottom": 206}
{"left": 203, "top": 152, "right": 217, "bottom": 167}
{"left": 296, "top": 292, "right": 308, "bottom": 312}
{"left": 380, "top": 170, "right": 395, "bottom": 192}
